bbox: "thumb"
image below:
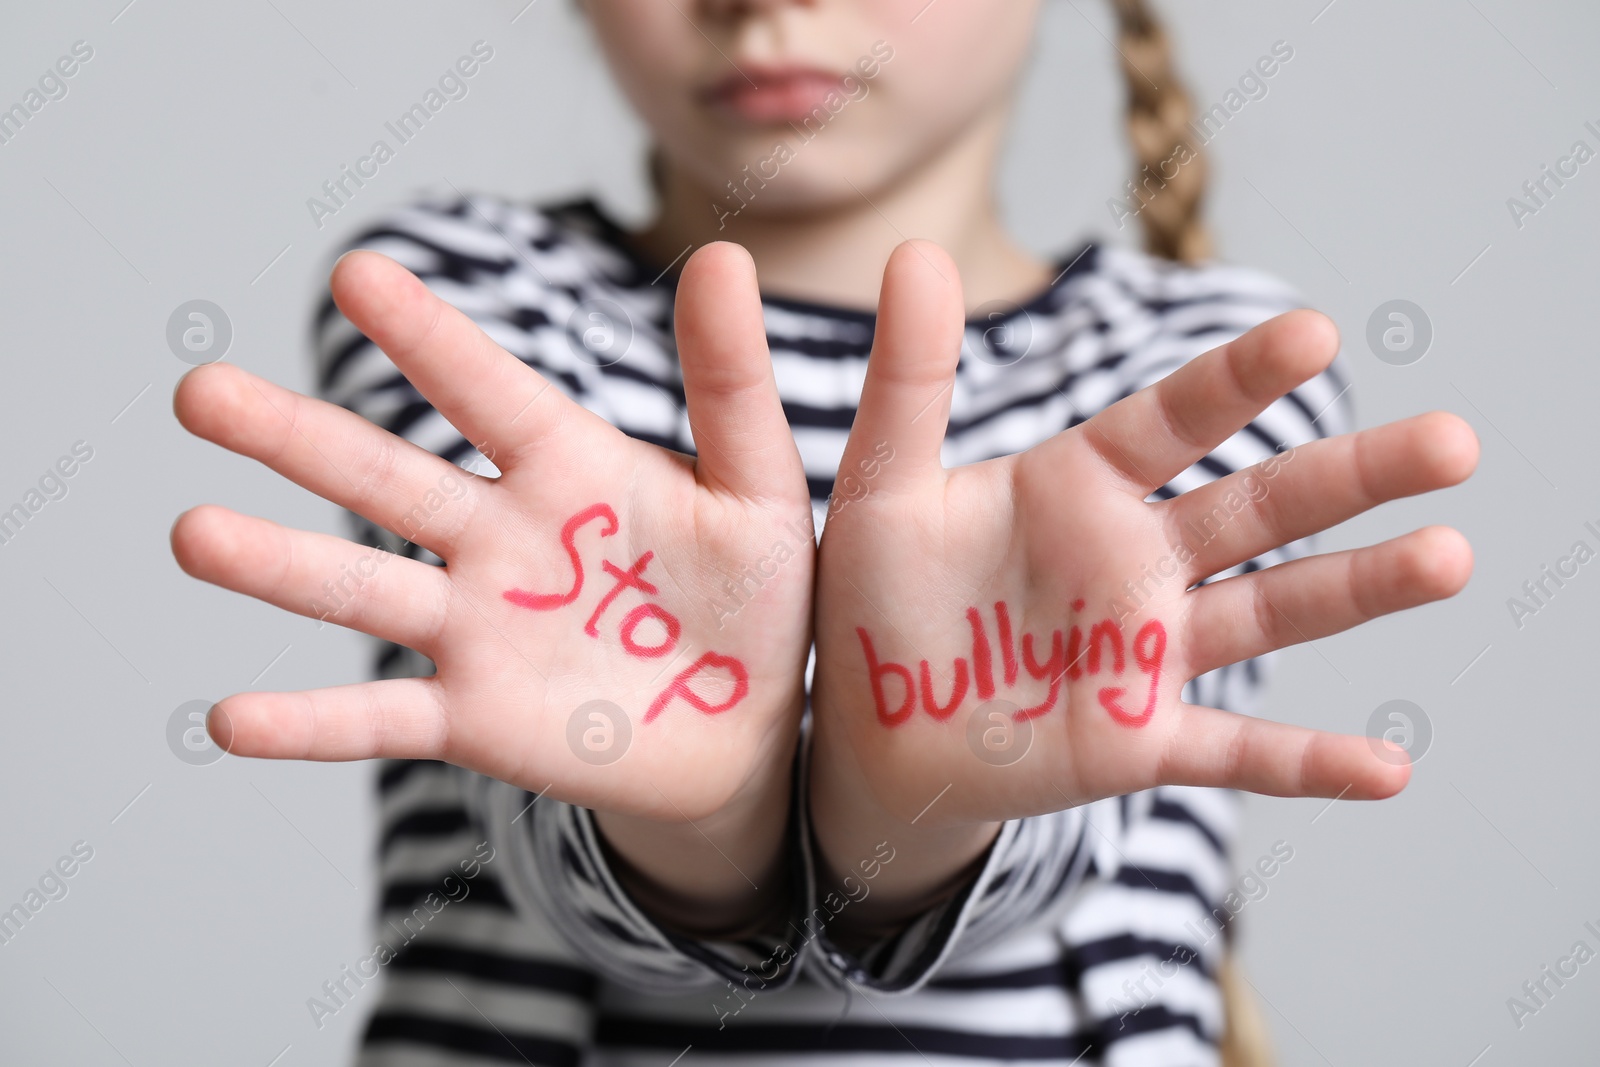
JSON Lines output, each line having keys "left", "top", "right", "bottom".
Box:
{"left": 841, "top": 240, "right": 965, "bottom": 494}
{"left": 674, "top": 242, "right": 804, "bottom": 501}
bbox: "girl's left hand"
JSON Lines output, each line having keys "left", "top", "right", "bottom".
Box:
{"left": 811, "top": 241, "right": 1479, "bottom": 836}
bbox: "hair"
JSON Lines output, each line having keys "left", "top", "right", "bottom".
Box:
{"left": 1109, "top": 0, "right": 1213, "bottom": 264}
{"left": 1218, "top": 952, "right": 1276, "bottom": 1067}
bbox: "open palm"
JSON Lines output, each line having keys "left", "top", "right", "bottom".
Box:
{"left": 173, "top": 245, "right": 813, "bottom": 821}
{"left": 812, "top": 242, "right": 1479, "bottom": 826}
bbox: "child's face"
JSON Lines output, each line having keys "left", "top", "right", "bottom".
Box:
{"left": 581, "top": 0, "right": 1041, "bottom": 211}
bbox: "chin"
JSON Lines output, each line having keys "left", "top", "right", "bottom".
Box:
{"left": 688, "top": 145, "right": 904, "bottom": 222}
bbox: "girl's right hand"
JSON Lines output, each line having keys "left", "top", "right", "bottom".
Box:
{"left": 171, "top": 244, "right": 815, "bottom": 826}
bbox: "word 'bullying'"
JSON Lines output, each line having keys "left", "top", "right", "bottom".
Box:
{"left": 857, "top": 600, "right": 1167, "bottom": 728}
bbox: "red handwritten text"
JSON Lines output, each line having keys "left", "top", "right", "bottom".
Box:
{"left": 505, "top": 504, "right": 750, "bottom": 723}
{"left": 859, "top": 599, "right": 1166, "bottom": 729}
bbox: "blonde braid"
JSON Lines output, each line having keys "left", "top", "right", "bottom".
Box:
{"left": 1109, "top": 0, "right": 1212, "bottom": 263}
{"left": 1217, "top": 953, "right": 1277, "bottom": 1067}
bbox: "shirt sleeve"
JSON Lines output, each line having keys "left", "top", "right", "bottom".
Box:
{"left": 1064, "top": 786, "right": 1243, "bottom": 1066}
{"left": 311, "top": 191, "right": 817, "bottom": 999}
{"left": 469, "top": 737, "right": 819, "bottom": 1000}
{"left": 804, "top": 804, "right": 1093, "bottom": 994}
{"left": 356, "top": 747, "right": 604, "bottom": 1065}
{"left": 800, "top": 250, "right": 1353, "bottom": 1008}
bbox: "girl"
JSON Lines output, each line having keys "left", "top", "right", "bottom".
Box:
{"left": 170, "top": 1, "right": 1478, "bottom": 1063}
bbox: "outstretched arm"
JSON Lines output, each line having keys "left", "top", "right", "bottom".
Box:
{"left": 172, "top": 244, "right": 816, "bottom": 938}
{"left": 808, "top": 241, "right": 1478, "bottom": 941}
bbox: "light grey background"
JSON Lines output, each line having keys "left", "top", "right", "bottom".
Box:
{"left": 1, "top": 1, "right": 1595, "bottom": 1063}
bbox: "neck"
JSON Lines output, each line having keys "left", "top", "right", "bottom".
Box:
{"left": 630, "top": 108, "right": 1053, "bottom": 315}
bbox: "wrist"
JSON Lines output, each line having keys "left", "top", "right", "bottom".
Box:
{"left": 807, "top": 695, "right": 1003, "bottom": 942}
{"left": 591, "top": 687, "right": 804, "bottom": 939}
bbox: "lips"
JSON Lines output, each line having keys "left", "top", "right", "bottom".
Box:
{"left": 701, "top": 65, "right": 852, "bottom": 124}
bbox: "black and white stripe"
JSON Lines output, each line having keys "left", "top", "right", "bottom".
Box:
{"left": 311, "top": 191, "right": 1350, "bottom": 1066}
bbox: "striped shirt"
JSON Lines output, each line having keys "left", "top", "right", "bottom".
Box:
{"left": 311, "top": 191, "right": 1350, "bottom": 1067}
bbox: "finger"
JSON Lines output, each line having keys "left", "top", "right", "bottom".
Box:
{"left": 175, "top": 361, "right": 483, "bottom": 557}
{"left": 674, "top": 243, "right": 805, "bottom": 500}
{"left": 208, "top": 677, "right": 447, "bottom": 761}
{"left": 1158, "top": 702, "right": 1411, "bottom": 799}
{"left": 1079, "top": 309, "right": 1339, "bottom": 494}
{"left": 171, "top": 504, "right": 452, "bottom": 654}
{"left": 1184, "top": 525, "right": 1472, "bottom": 675}
{"left": 840, "top": 240, "right": 965, "bottom": 492}
{"left": 330, "top": 250, "right": 595, "bottom": 469}
{"left": 1171, "top": 411, "right": 1478, "bottom": 581}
